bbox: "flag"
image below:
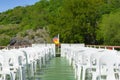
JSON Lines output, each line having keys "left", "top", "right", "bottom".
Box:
{"left": 53, "top": 34, "right": 59, "bottom": 45}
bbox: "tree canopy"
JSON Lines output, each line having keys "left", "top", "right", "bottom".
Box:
{"left": 0, "top": 0, "right": 120, "bottom": 45}
{"left": 97, "top": 9, "right": 120, "bottom": 45}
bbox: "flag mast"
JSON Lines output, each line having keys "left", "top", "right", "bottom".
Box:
{"left": 58, "top": 34, "right": 59, "bottom": 43}
{"left": 58, "top": 34, "right": 60, "bottom": 54}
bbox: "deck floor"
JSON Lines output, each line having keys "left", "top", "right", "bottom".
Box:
{"left": 36, "top": 57, "right": 76, "bottom": 80}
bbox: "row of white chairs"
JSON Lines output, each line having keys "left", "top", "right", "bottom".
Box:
{"left": 0, "top": 44, "right": 55, "bottom": 80}
{"left": 61, "top": 44, "right": 120, "bottom": 80}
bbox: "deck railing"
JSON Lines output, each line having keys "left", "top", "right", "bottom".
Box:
{"left": 86, "top": 45, "right": 120, "bottom": 50}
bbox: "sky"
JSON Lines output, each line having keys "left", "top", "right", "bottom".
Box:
{"left": 0, "top": 0, "right": 39, "bottom": 12}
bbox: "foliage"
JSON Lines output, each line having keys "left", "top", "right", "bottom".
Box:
{"left": 47, "top": 0, "right": 107, "bottom": 44}
{"left": 0, "top": 34, "right": 10, "bottom": 46}
{"left": 97, "top": 9, "right": 120, "bottom": 45}
{"left": 0, "top": 0, "right": 120, "bottom": 45}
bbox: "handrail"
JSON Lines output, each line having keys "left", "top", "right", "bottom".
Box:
{"left": 0, "top": 45, "right": 32, "bottom": 50}
{"left": 86, "top": 45, "right": 120, "bottom": 50}
{"left": 0, "top": 46, "right": 6, "bottom": 49}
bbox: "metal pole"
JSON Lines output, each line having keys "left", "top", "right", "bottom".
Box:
{"left": 58, "top": 34, "right": 60, "bottom": 54}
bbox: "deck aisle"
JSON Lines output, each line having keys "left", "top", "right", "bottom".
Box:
{"left": 38, "top": 57, "right": 76, "bottom": 80}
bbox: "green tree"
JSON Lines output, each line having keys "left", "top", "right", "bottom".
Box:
{"left": 97, "top": 9, "right": 120, "bottom": 45}
{"left": 48, "top": 0, "right": 105, "bottom": 44}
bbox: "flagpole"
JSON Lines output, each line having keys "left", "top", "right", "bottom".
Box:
{"left": 58, "top": 34, "right": 59, "bottom": 54}
{"left": 53, "top": 34, "right": 60, "bottom": 56}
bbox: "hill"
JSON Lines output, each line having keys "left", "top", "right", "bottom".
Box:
{"left": 0, "top": 0, "right": 120, "bottom": 46}
{"left": 0, "top": 0, "right": 51, "bottom": 46}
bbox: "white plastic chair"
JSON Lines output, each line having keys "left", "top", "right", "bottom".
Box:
{"left": 99, "top": 51, "right": 120, "bottom": 80}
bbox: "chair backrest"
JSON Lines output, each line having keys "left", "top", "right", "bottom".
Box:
{"left": 11, "top": 49, "right": 27, "bottom": 66}
{"left": 99, "top": 51, "right": 120, "bottom": 80}
{"left": 0, "top": 51, "right": 4, "bottom": 73}
{"left": 0, "top": 51, "right": 19, "bottom": 71}
{"left": 20, "top": 48, "right": 34, "bottom": 64}
{"left": 90, "top": 49, "right": 106, "bottom": 68}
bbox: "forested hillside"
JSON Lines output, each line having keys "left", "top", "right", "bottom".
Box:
{"left": 0, "top": 0, "right": 120, "bottom": 46}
